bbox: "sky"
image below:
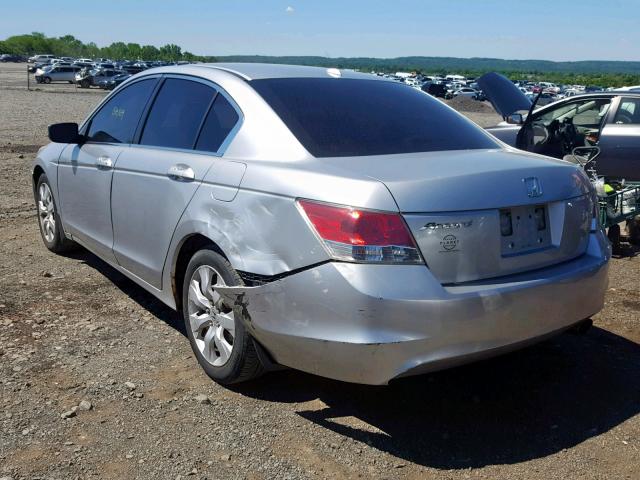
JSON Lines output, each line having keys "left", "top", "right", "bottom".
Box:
{"left": 1, "top": 0, "right": 638, "bottom": 62}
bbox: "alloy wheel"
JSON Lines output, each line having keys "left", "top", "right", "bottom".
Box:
{"left": 187, "top": 265, "right": 235, "bottom": 367}
{"left": 38, "top": 183, "right": 56, "bottom": 243}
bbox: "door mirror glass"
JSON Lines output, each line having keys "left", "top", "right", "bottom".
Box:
{"left": 48, "top": 122, "right": 81, "bottom": 143}
{"left": 506, "top": 113, "right": 523, "bottom": 124}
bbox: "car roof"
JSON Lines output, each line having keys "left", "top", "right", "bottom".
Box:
{"left": 565, "top": 91, "right": 640, "bottom": 98}
{"left": 607, "top": 90, "right": 640, "bottom": 95}
{"left": 184, "top": 63, "right": 384, "bottom": 81}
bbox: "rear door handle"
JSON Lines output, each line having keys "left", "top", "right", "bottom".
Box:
{"left": 167, "top": 164, "right": 195, "bottom": 181}
{"left": 96, "top": 156, "right": 113, "bottom": 169}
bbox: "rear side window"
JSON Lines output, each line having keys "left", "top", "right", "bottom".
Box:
{"left": 615, "top": 98, "right": 640, "bottom": 124}
{"left": 251, "top": 78, "right": 498, "bottom": 157}
{"left": 195, "top": 94, "right": 240, "bottom": 152}
{"left": 87, "top": 78, "right": 157, "bottom": 144}
{"left": 140, "top": 78, "right": 215, "bottom": 149}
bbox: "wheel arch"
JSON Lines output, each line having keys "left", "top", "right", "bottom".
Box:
{"left": 32, "top": 165, "right": 45, "bottom": 192}
{"left": 171, "top": 233, "right": 229, "bottom": 311}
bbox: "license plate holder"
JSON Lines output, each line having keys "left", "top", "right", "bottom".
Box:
{"left": 500, "top": 205, "right": 551, "bottom": 256}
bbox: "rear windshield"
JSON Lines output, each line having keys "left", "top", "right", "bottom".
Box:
{"left": 251, "top": 77, "right": 498, "bottom": 157}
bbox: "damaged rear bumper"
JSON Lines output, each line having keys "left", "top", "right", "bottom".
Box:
{"left": 217, "top": 231, "right": 610, "bottom": 385}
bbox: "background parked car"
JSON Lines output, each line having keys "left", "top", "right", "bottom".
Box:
{"left": 35, "top": 64, "right": 82, "bottom": 84}
{"left": 482, "top": 72, "right": 640, "bottom": 181}
{"left": 0, "top": 54, "right": 26, "bottom": 62}
{"left": 29, "top": 60, "right": 52, "bottom": 73}
{"left": 453, "top": 87, "right": 480, "bottom": 99}
{"left": 101, "top": 72, "right": 132, "bottom": 90}
{"left": 28, "top": 54, "right": 54, "bottom": 63}
{"left": 75, "top": 68, "right": 119, "bottom": 88}
{"left": 421, "top": 82, "right": 448, "bottom": 98}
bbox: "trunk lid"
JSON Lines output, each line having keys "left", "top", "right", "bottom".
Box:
{"left": 325, "top": 149, "right": 594, "bottom": 283}
{"left": 477, "top": 72, "right": 532, "bottom": 119}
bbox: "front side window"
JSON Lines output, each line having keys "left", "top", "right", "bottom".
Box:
{"left": 614, "top": 98, "right": 640, "bottom": 124}
{"left": 251, "top": 78, "right": 498, "bottom": 157}
{"left": 536, "top": 98, "right": 611, "bottom": 131}
{"left": 86, "top": 78, "right": 157, "bottom": 144}
{"left": 195, "top": 94, "right": 240, "bottom": 152}
{"left": 140, "top": 78, "right": 215, "bottom": 150}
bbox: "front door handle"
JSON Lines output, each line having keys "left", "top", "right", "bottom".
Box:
{"left": 96, "top": 156, "right": 113, "bottom": 169}
{"left": 167, "top": 164, "right": 195, "bottom": 181}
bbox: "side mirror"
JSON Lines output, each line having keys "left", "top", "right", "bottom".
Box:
{"left": 48, "top": 122, "right": 81, "bottom": 144}
{"left": 506, "top": 113, "right": 523, "bottom": 125}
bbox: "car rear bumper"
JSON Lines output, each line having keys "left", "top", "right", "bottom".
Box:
{"left": 217, "top": 230, "right": 611, "bottom": 385}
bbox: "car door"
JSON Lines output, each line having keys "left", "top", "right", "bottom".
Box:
{"left": 51, "top": 66, "right": 65, "bottom": 81}
{"left": 516, "top": 97, "right": 612, "bottom": 159}
{"left": 59, "top": 67, "right": 73, "bottom": 82}
{"left": 110, "top": 76, "right": 241, "bottom": 288}
{"left": 57, "top": 77, "right": 158, "bottom": 262}
{"left": 91, "top": 71, "right": 104, "bottom": 86}
{"left": 597, "top": 96, "right": 640, "bottom": 181}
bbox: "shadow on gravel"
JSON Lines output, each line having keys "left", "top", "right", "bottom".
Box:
{"left": 65, "top": 250, "right": 640, "bottom": 470}
{"left": 237, "top": 327, "right": 640, "bottom": 470}
{"left": 63, "top": 250, "right": 184, "bottom": 334}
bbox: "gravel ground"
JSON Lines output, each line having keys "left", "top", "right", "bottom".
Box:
{"left": 1, "top": 62, "right": 639, "bottom": 480}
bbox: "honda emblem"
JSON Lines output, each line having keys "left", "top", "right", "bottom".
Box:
{"left": 523, "top": 177, "right": 543, "bottom": 198}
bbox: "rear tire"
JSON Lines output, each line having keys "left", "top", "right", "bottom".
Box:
{"left": 35, "top": 174, "right": 78, "bottom": 253}
{"left": 182, "top": 248, "right": 263, "bottom": 384}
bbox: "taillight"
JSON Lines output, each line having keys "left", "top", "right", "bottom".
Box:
{"left": 297, "top": 199, "right": 423, "bottom": 264}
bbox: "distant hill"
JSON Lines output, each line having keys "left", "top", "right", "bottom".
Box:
{"left": 216, "top": 55, "right": 640, "bottom": 75}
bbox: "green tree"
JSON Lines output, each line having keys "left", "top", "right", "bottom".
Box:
{"left": 159, "top": 43, "right": 182, "bottom": 61}
{"left": 127, "top": 43, "right": 142, "bottom": 60}
{"left": 141, "top": 45, "right": 160, "bottom": 61}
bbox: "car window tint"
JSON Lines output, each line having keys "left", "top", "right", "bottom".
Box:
{"left": 87, "top": 79, "right": 156, "bottom": 144}
{"left": 251, "top": 78, "right": 498, "bottom": 157}
{"left": 195, "top": 94, "right": 240, "bottom": 152}
{"left": 615, "top": 98, "right": 640, "bottom": 124}
{"left": 141, "top": 78, "right": 215, "bottom": 149}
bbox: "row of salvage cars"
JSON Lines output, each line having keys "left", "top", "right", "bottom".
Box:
{"left": 34, "top": 63, "right": 131, "bottom": 90}
{"left": 32, "top": 65, "right": 635, "bottom": 386}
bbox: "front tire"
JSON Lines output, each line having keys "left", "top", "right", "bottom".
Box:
{"left": 182, "top": 248, "right": 263, "bottom": 384}
{"left": 35, "top": 174, "right": 77, "bottom": 253}
{"left": 43, "top": 77, "right": 51, "bottom": 84}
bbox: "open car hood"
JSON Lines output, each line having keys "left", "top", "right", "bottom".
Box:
{"left": 478, "top": 72, "right": 532, "bottom": 119}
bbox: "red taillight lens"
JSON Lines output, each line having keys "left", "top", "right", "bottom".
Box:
{"left": 298, "top": 199, "right": 423, "bottom": 264}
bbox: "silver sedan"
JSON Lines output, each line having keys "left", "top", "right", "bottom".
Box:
{"left": 33, "top": 63, "right": 610, "bottom": 385}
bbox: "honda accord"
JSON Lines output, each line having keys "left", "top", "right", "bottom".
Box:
{"left": 33, "top": 63, "right": 610, "bottom": 385}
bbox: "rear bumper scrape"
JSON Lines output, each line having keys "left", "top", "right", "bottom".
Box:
{"left": 215, "top": 230, "right": 610, "bottom": 385}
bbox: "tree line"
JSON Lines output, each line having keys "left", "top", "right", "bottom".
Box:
{"left": 2, "top": 33, "right": 639, "bottom": 87}
{"left": 0, "top": 32, "right": 216, "bottom": 62}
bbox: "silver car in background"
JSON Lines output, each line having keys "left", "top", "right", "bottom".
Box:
{"left": 34, "top": 64, "right": 82, "bottom": 84}
{"left": 33, "top": 64, "right": 610, "bottom": 385}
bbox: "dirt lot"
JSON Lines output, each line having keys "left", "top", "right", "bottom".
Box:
{"left": 1, "top": 62, "right": 639, "bottom": 480}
